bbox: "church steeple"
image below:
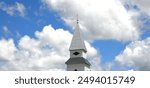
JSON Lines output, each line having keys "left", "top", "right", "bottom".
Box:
{"left": 69, "top": 18, "right": 87, "bottom": 52}
{"left": 65, "top": 17, "right": 91, "bottom": 71}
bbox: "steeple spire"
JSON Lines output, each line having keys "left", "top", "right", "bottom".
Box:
{"left": 65, "top": 17, "right": 91, "bottom": 71}
{"left": 69, "top": 17, "right": 87, "bottom": 52}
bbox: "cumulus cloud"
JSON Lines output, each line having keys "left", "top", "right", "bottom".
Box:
{"left": 0, "top": 39, "right": 17, "bottom": 61}
{"left": 120, "top": 0, "right": 150, "bottom": 30}
{"left": 130, "top": 0, "right": 150, "bottom": 16}
{"left": 115, "top": 37, "right": 150, "bottom": 71}
{"left": 0, "top": 25, "right": 101, "bottom": 70}
{"left": 0, "top": 1, "right": 26, "bottom": 17}
{"left": 42, "top": 0, "right": 139, "bottom": 42}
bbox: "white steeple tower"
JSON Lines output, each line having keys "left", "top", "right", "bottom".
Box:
{"left": 65, "top": 18, "right": 91, "bottom": 71}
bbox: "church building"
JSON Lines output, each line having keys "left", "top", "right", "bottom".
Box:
{"left": 65, "top": 19, "right": 91, "bottom": 71}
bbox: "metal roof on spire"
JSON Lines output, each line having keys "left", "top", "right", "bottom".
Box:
{"left": 69, "top": 18, "right": 87, "bottom": 52}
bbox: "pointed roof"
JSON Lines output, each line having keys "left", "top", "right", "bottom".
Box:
{"left": 69, "top": 19, "right": 87, "bottom": 52}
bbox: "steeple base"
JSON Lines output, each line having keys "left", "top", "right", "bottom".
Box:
{"left": 65, "top": 57, "right": 91, "bottom": 71}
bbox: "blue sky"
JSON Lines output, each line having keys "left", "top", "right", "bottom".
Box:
{"left": 0, "top": 0, "right": 65, "bottom": 37}
{"left": 0, "top": 0, "right": 150, "bottom": 71}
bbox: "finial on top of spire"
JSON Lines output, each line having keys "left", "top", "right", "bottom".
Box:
{"left": 77, "top": 14, "right": 79, "bottom": 24}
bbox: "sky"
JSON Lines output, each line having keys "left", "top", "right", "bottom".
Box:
{"left": 0, "top": 0, "right": 150, "bottom": 71}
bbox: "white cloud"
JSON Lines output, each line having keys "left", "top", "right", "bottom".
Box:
{"left": 2, "top": 26, "right": 9, "bottom": 33}
{"left": 120, "top": 0, "right": 150, "bottom": 30}
{"left": 15, "top": 2, "right": 26, "bottom": 17}
{"left": 120, "top": 0, "right": 150, "bottom": 14}
{"left": 42, "top": 0, "right": 139, "bottom": 42}
{"left": 0, "top": 39, "right": 17, "bottom": 61}
{"left": 0, "top": 25, "right": 101, "bottom": 70}
{"left": 0, "top": 1, "right": 26, "bottom": 17}
{"left": 2, "top": 26, "right": 13, "bottom": 38}
{"left": 115, "top": 37, "right": 150, "bottom": 71}
{"left": 129, "top": 0, "right": 150, "bottom": 16}
{"left": 85, "top": 42, "right": 102, "bottom": 70}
